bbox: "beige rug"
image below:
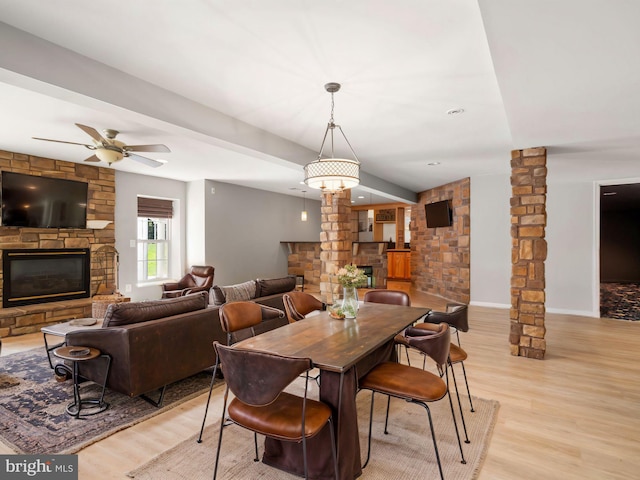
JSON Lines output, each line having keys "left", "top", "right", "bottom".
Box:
{"left": 128, "top": 380, "right": 499, "bottom": 480}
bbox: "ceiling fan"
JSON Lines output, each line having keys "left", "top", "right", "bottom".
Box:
{"left": 33, "top": 123, "right": 170, "bottom": 168}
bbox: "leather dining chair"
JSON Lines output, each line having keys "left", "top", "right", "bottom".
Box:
{"left": 363, "top": 289, "right": 413, "bottom": 364}
{"left": 197, "top": 301, "right": 284, "bottom": 443}
{"left": 421, "top": 303, "right": 474, "bottom": 412}
{"left": 282, "top": 291, "right": 326, "bottom": 323}
{"left": 211, "top": 341, "right": 339, "bottom": 480}
{"left": 408, "top": 303, "right": 473, "bottom": 444}
{"left": 358, "top": 323, "right": 466, "bottom": 480}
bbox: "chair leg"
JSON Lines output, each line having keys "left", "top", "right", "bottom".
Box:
{"left": 445, "top": 385, "right": 467, "bottom": 465}
{"left": 253, "top": 433, "right": 259, "bottom": 462}
{"left": 412, "top": 401, "right": 445, "bottom": 480}
{"left": 448, "top": 362, "right": 470, "bottom": 444}
{"left": 383, "top": 395, "right": 392, "bottom": 434}
{"left": 459, "top": 361, "right": 475, "bottom": 412}
{"left": 363, "top": 391, "right": 376, "bottom": 469}
{"left": 212, "top": 386, "right": 230, "bottom": 480}
{"left": 197, "top": 365, "right": 219, "bottom": 443}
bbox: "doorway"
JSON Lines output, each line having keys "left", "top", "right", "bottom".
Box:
{"left": 599, "top": 183, "right": 640, "bottom": 320}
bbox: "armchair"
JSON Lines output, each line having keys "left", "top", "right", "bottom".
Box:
{"left": 161, "top": 265, "right": 214, "bottom": 298}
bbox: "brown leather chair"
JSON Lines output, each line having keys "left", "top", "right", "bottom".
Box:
{"left": 415, "top": 303, "right": 474, "bottom": 411}
{"left": 283, "top": 291, "right": 326, "bottom": 323}
{"left": 161, "top": 265, "right": 214, "bottom": 298}
{"left": 358, "top": 323, "right": 466, "bottom": 479}
{"left": 197, "top": 301, "right": 285, "bottom": 443}
{"left": 212, "top": 341, "right": 338, "bottom": 480}
{"left": 363, "top": 289, "right": 413, "bottom": 363}
{"left": 410, "top": 303, "right": 473, "bottom": 444}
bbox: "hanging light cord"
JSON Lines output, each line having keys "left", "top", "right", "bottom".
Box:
{"left": 316, "top": 89, "right": 359, "bottom": 163}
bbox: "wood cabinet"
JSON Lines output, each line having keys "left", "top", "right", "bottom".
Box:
{"left": 387, "top": 250, "right": 411, "bottom": 280}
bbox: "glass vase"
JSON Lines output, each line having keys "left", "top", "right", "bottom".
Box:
{"left": 341, "top": 286, "right": 359, "bottom": 319}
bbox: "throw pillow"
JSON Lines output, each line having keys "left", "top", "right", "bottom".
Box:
{"left": 256, "top": 276, "right": 296, "bottom": 297}
{"left": 219, "top": 280, "right": 257, "bottom": 303}
{"left": 210, "top": 286, "right": 227, "bottom": 306}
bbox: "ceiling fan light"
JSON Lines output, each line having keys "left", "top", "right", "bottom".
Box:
{"left": 95, "top": 148, "right": 124, "bottom": 165}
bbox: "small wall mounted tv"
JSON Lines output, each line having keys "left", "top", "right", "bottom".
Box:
{"left": 425, "top": 199, "right": 453, "bottom": 228}
{"left": 1, "top": 171, "right": 88, "bottom": 228}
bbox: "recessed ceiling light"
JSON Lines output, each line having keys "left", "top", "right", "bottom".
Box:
{"left": 427, "top": 162, "right": 441, "bottom": 166}
{"left": 351, "top": 200, "right": 355, "bottom": 203}
{"left": 358, "top": 195, "right": 365, "bottom": 199}
{"left": 447, "top": 108, "right": 465, "bottom": 115}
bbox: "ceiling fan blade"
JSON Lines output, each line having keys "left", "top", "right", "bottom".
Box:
{"left": 75, "top": 123, "right": 108, "bottom": 144}
{"left": 124, "top": 144, "right": 171, "bottom": 153}
{"left": 127, "top": 153, "right": 164, "bottom": 168}
{"left": 32, "top": 137, "right": 93, "bottom": 147}
{"left": 84, "top": 154, "right": 101, "bottom": 163}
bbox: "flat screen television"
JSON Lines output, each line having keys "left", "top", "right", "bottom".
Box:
{"left": 1, "top": 171, "right": 88, "bottom": 228}
{"left": 425, "top": 199, "right": 453, "bottom": 228}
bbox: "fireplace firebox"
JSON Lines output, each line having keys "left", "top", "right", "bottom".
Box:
{"left": 2, "top": 248, "right": 91, "bottom": 308}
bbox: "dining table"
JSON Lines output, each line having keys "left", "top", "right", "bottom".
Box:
{"left": 233, "top": 301, "right": 430, "bottom": 480}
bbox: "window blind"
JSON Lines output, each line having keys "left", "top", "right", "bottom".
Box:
{"left": 137, "top": 197, "right": 173, "bottom": 218}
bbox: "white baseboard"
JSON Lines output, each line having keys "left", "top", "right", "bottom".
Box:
{"left": 546, "top": 307, "right": 598, "bottom": 318}
{"left": 469, "top": 301, "right": 599, "bottom": 318}
{"left": 469, "top": 301, "right": 510, "bottom": 309}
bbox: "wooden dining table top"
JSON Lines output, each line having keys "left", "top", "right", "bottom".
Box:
{"left": 234, "top": 302, "right": 430, "bottom": 373}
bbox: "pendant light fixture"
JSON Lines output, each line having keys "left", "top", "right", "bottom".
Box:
{"left": 304, "top": 82, "right": 360, "bottom": 192}
{"left": 301, "top": 190, "right": 308, "bottom": 221}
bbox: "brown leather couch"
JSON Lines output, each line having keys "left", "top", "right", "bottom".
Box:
{"left": 161, "top": 265, "right": 215, "bottom": 298}
{"left": 65, "top": 291, "right": 285, "bottom": 403}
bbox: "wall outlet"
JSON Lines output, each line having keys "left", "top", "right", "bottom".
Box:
{"left": 211, "top": 187, "right": 215, "bottom": 194}
{"left": 125, "top": 284, "right": 132, "bottom": 293}
{"left": 130, "top": 239, "right": 136, "bottom": 248}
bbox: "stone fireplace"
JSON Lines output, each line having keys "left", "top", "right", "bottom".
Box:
{"left": 0, "top": 150, "right": 115, "bottom": 338}
{"left": 2, "top": 248, "right": 91, "bottom": 308}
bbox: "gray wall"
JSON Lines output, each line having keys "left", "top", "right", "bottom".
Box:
{"left": 115, "top": 172, "right": 322, "bottom": 299}
{"left": 202, "top": 180, "right": 321, "bottom": 285}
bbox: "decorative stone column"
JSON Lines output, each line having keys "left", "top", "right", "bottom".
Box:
{"left": 510, "top": 147, "right": 547, "bottom": 359}
{"left": 319, "top": 190, "right": 352, "bottom": 304}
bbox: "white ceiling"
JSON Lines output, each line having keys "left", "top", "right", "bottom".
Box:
{"left": 0, "top": 0, "right": 639, "bottom": 206}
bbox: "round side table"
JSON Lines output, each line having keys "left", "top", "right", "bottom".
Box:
{"left": 53, "top": 346, "right": 111, "bottom": 418}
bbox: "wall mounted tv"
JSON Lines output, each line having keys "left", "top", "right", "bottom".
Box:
{"left": 1, "top": 171, "right": 88, "bottom": 228}
{"left": 425, "top": 199, "right": 453, "bottom": 228}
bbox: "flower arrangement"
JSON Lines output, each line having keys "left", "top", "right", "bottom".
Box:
{"left": 336, "top": 264, "right": 368, "bottom": 288}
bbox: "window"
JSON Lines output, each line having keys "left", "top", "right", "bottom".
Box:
{"left": 137, "top": 197, "right": 173, "bottom": 282}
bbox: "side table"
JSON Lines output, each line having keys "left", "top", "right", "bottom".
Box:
{"left": 53, "top": 346, "right": 111, "bottom": 418}
{"left": 41, "top": 318, "right": 103, "bottom": 369}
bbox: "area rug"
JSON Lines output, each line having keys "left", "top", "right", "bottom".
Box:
{"left": 0, "top": 348, "right": 212, "bottom": 454}
{"left": 127, "top": 381, "right": 499, "bottom": 480}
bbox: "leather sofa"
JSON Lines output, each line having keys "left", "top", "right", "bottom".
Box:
{"left": 65, "top": 291, "right": 285, "bottom": 403}
{"left": 210, "top": 275, "right": 297, "bottom": 313}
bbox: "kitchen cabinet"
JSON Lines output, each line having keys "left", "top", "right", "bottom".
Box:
{"left": 387, "top": 250, "right": 411, "bottom": 280}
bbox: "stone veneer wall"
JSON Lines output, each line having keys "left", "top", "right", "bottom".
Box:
{"left": 509, "top": 147, "right": 547, "bottom": 359}
{"left": 286, "top": 242, "right": 321, "bottom": 291}
{"left": 319, "top": 190, "right": 352, "bottom": 304}
{"left": 411, "top": 178, "right": 470, "bottom": 303}
{"left": 0, "top": 149, "right": 115, "bottom": 337}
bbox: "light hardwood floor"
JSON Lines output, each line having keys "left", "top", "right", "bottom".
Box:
{"left": 1, "top": 289, "right": 639, "bottom": 479}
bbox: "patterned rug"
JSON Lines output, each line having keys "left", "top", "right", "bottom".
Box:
{"left": 600, "top": 283, "right": 640, "bottom": 320}
{"left": 0, "top": 348, "right": 212, "bottom": 454}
